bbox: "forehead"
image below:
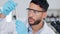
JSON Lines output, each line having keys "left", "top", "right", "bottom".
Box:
{"left": 29, "top": 3, "right": 43, "bottom": 11}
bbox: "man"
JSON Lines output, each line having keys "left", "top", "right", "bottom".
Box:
{"left": 27, "top": 0, "right": 56, "bottom": 34}
{"left": 0, "top": 0, "right": 28, "bottom": 34}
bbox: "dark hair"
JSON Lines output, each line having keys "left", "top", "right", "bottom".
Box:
{"left": 30, "top": 0, "right": 49, "bottom": 11}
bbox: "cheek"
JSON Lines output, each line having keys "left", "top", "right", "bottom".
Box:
{"left": 36, "top": 14, "right": 42, "bottom": 20}
{"left": 33, "top": 15, "right": 37, "bottom": 20}
{"left": 33, "top": 16, "right": 39, "bottom": 21}
{"left": 28, "top": 13, "right": 30, "bottom": 17}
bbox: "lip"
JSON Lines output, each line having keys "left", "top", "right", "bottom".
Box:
{"left": 29, "top": 18, "right": 34, "bottom": 22}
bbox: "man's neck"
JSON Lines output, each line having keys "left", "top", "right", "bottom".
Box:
{"left": 31, "top": 21, "right": 44, "bottom": 33}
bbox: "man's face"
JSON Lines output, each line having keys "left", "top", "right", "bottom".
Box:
{"left": 28, "top": 3, "right": 46, "bottom": 25}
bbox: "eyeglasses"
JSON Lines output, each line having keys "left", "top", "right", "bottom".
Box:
{"left": 27, "top": 8, "right": 46, "bottom": 14}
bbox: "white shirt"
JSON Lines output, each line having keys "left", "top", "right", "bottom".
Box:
{"left": 28, "top": 21, "right": 56, "bottom": 34}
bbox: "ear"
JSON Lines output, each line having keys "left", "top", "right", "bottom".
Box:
{"left": 42, "top": 12, "right": 47, "bottom": 19}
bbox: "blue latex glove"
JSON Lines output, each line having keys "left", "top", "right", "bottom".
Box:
{"left": 15, "top": 20, "right": 28, "bottom": 34}
{"left": 2, "top": 0, "right": 17, "bottom": 16}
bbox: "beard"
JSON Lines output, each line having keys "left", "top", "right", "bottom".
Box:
{"left": 28, "top": 17, "right": 41, "bottom": 26}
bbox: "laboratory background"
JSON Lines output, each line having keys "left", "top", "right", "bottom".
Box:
{"left": 0, "top": 0, "right": 60, "bottom": 34}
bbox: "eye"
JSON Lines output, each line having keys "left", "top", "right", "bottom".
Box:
{"left": 28, "top": 10, "right": 32, "bottom": 12}
{"left": 33, "top": 10, "right": 40, "bottom": 14}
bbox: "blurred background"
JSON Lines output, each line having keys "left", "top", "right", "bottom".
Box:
{"left": 0, "top": 0, "right": 60, "bottom": 34}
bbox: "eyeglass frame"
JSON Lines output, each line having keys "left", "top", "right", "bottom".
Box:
{"left": 26, "top": 8, "right": 46, "bottom": 14}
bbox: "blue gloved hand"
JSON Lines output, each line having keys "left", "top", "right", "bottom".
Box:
{"left": 15, "top": 20, "right": 28, "bottom": 34}
{"left": 2, "top": 0, "right": 17, "bottom": 16}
